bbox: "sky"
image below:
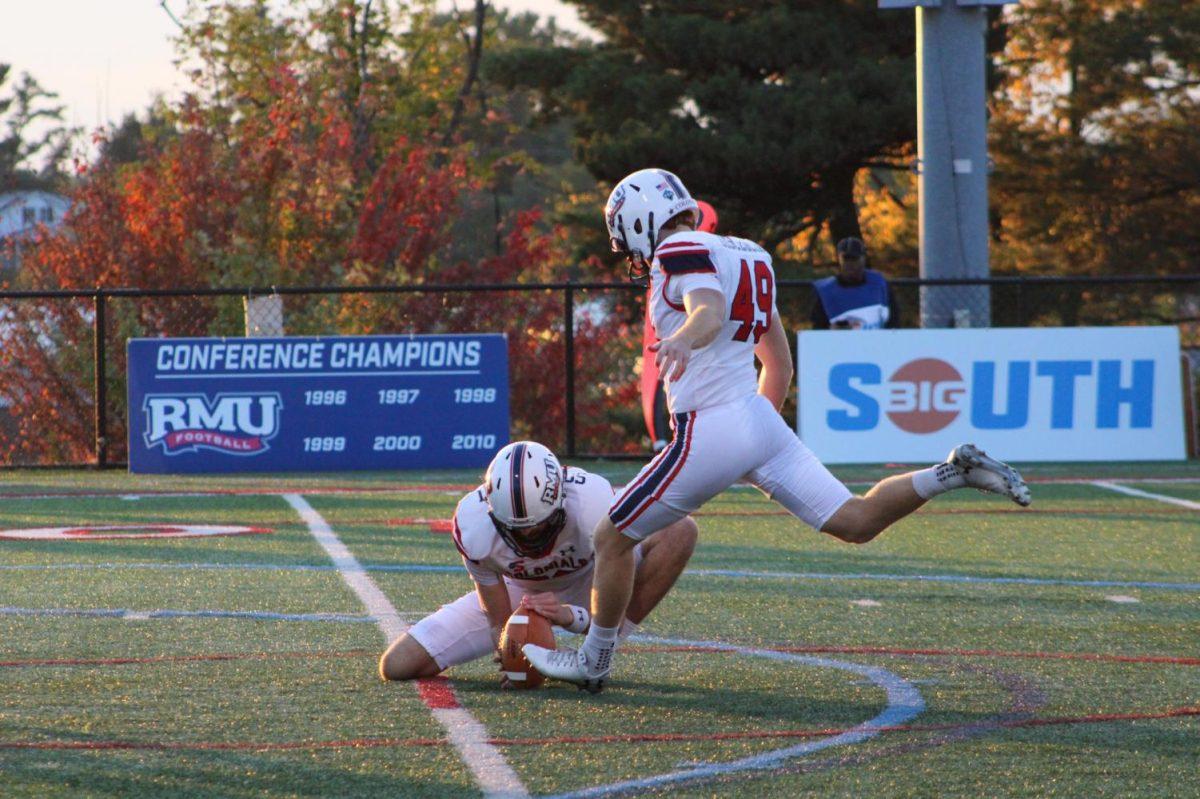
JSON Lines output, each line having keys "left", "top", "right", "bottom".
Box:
{"left": 0, "top": 0, "right": 588, "bottom": 145}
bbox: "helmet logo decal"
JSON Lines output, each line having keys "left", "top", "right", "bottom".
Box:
{"left": 606, "top": 187, "right": 626, "bottom": 231}
{"left": 660, "top": 171, "right": 688, "bottom": 199}
{"left": 509, "top": 442, "right": 527, "bottom": 519}
{"left": 540, "top": 457, "right": 561, "bottom": 505}
{"left": 655, "top": 181, "right": 675, "bottom": 201}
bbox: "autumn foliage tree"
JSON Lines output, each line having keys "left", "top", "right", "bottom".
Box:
{"left": 991, "top": 0, "right": 1200, "bottom": 278}
{"left": 0, "top": 0, "right": 635, "bottom": 464}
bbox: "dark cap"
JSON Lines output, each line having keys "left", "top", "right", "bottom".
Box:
{"left": 836, "top": 237, "right": 866, "bottom": 258}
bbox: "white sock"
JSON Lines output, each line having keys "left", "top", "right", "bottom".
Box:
{"left": 911, "top": 462, "right": 967, "bottom": 499}
{"left": 617, "top": 618, "right": 640, "bottom": 641}
{"left": 580, "top": 623, "right": 619, "bottom": 673}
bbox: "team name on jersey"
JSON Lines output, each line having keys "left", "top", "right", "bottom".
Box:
{"left": 507, "top": 544, "right": 589, "bottom": 581}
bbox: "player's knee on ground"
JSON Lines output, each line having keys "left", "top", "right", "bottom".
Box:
{"left": 820, "top": 499, "right": 886, "bottom": 545}
{"left": 378, "top": 634, "right": 442, "bottom": 681}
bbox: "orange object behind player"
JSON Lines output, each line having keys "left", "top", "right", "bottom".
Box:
{"left": 498, "top": 608, "right": 556, "bottom": 688}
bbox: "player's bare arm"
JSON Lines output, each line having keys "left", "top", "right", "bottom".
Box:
{"left": 754, "top": 310, "right": 793, "bottom": 411}
{"left": 649, "top": 287, "right": 725, "bottom": 380}
{"left": 475, "top": 578, "right": 521, "bottom": 688}
{"left": 476, "top": 578, "right": 516, "bottom": 647}
{"left": 518, "top": 591, "right": 574, "bottom": 627}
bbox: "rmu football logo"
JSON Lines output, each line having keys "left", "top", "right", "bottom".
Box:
{"left": 540, "top": 457, "right": 561, "bottom": 505}
{"left": 143, "top": 393, "right": 282, "bottom": 456}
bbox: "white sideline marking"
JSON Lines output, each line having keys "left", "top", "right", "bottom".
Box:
{"left": 543, "top": 635, "right": 924, "bottom": 799}
{"left": 282, "top": 494, "right": 528, "bottom": 799}
{"left": 284, "top": 495, "right": 406, "bottom": 640}
{"left": 850, "top": 599, "right": 882, "bottom": 607}
{"left": 1090, "top": 481, "right": 1200, "bottom": 510}
{"left": 1106, "top": 595, "right": 1141, "bottom": 604}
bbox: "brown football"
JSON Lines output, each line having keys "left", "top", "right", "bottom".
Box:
{"left": 498, "top": 608, "right": 556, "bottom": 689}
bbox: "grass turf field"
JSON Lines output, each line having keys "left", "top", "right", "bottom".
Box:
{"left": 0, "top": 462, "right": 1196, "bottom": 798}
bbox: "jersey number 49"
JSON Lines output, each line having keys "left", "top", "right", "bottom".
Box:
{"left": 731, "top": 259, "right": 774, "bottom": 343}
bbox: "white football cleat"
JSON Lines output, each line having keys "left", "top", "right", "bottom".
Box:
{"left": 949, "top": 444, "right": 1031, "bottom": 507}
{"left": 522, "top": 644, "right": 608, "bottom": 694}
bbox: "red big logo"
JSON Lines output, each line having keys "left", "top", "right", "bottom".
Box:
{"left": 885, "top": 359, "right": 967, "bottom": 434}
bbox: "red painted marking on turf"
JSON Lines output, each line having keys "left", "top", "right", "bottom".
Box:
{"left": 6, "top": 477, "right": 1198, "bottom": 502}
{"left": 490, "top": 706, "right": 1200, "bottom": 746}
{"left": 1, "top": 485, "right": 475, "bottom": 500}
{"left": 3, "top": 706, "right": 1195, "bottom": 752}
{"left": 630, "top": 645, "right": 1200, "bottom": 667}
{"left": 416, "top": 676, "right": 461, "bottom": 709}
{"left": 0, "top": 649, "right": 372, "bottom": 669}
{"left": 693, "top": 507, "right": 1192, "bottom": 518}
{"left": 7, "top": 640, "right": 1191, "bottom": 717}
{"left": 0, "top": 736, "right": 446, "bottom": 751}
{"left": 0, "top": 525, "right": 273, "bottom": 541}
{"left": 388, "top": 517, "right": 454, "bottom": 533}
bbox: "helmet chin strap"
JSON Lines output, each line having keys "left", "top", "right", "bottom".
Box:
{"left": 625, "top": 255, "right": 650, "bottom": 283}
{"left": 613, "top": 213, "right": 651, "bottom": 283}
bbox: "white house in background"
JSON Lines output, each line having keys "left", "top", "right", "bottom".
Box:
{"left": 0, "top": 189, "right": 72, "bottom": 271}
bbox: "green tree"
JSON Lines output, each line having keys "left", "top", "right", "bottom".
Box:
{"left": 98, "top": 108, "right": 178, "bottom": 167}
{"left": 448, "top": 9, "right": 598, "bottom": 267}
{"left": 488, "top": 1, "right": 916, "bottom": 255}
{"left": 991, "top": 0, "right": 1200, "bottom": 277}
{"left": 0, "top": 64, "right": 74, "bottom": 190}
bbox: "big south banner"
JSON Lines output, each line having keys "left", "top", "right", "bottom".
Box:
{"left": 127, "top": 334, "right": 510, "bottom": 473}
{"left": 796, "top": 326, "right": 1186, "bottom": 463}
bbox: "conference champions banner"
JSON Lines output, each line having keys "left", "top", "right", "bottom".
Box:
{"left": 797, "top": 326, "right": 1185, "bottom": 463}
{"left": 127, "top": 334, "right": 510, "bottom": 473}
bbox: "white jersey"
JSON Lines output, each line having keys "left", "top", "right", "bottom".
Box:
{"left": 450, "top": 467, "right": 614, "bottom": 593}
{"left": 648, "top": 230, "right": 777, "bottom": 413}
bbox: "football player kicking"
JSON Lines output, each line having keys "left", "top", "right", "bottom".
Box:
{"left": 524, "top": 168, "right": 1031, "bottom": 693}
{"left": 378, "top": 440, "right": 697, "bottom": 684}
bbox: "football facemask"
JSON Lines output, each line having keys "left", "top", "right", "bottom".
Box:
{"left": 490, "top": 507, "right": 567, "bottom": 559}
{"left": 611, "top": 235, "right": 651, "bottom": 282}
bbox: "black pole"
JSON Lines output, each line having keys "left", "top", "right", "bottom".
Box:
{"left": 93, "top": 290, "right": 108, "bottom": 468}
{"left": 564, "top": 283, "right": 576, "bottom": 457}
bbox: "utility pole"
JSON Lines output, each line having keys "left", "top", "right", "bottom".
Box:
{"left": 880, "top": 0, "right": 1014, "bottom": 328}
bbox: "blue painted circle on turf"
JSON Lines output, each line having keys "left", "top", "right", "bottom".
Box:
{"left": 539, "top": 635, "right": 925, "bottom": 799}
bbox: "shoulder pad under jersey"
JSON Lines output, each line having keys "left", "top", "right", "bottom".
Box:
{"left": 451, "top": 485, "right": 495, "bottom": 562}
{"left": 656, "top": 232, "right": 719, "bottom": 276}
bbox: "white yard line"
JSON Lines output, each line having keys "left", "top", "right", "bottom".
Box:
{"left": 1090, "top": 481, "right": 1200, "bottom": 510}
{"left": 282, "top": 493, "right": 528, "bottom": 799}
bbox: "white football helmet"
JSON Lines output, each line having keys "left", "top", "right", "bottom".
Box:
{"left": 484, "top": 441, "right": 567, "bottom": 558}
{"left": 604, "top": 168, "right": 699, "bottom": 278}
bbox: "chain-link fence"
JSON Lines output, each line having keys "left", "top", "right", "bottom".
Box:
{"left": 1, "top": 275, "right": 1197, "bottom": 467}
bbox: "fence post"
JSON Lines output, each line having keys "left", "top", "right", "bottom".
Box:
{"left": 564, "top": 282, "right": 576, "bottom": 457}
{"left": 93, "top": 289, "right": 108, "bottom": 468}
